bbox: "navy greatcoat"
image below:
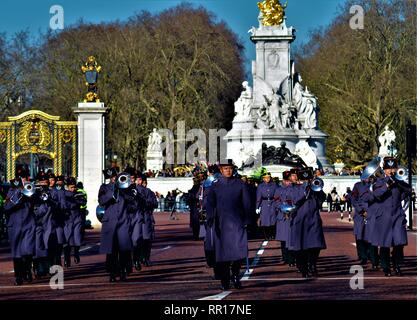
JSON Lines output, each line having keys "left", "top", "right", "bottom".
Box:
{"left": 256, "top": 182, "right": 279, "bottom": 227}
{"left": 99, "top": 183, "right": 137, "bottom": 254}
{"left": 206, "top": 176, "right": 251, "bottom": 262}
{"left": 4, "top": 189, "right": 36, "bottom": 258}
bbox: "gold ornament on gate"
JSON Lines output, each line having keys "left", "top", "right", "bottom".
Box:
{"left": 17, "top": 120, "right": 52, "bottom": 149}
{"left": 257, "top": 0, "right": 287, "bottom": 26}
{"left": 0, "top": 130, "right": 6, "bottom": 144}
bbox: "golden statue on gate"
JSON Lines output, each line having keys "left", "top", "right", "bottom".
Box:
{"left": 258, "top": 0, "right": 287, "bottom": 26}
{"left": 81, "top": 56, "right": 102, "bottom": 102}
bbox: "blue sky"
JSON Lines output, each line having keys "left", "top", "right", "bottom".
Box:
{"left": 0, "top": 0, "right": 347, "bottom": 72}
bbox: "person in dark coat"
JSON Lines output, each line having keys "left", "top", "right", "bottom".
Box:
{"left": 4, "top": 170, "right": 36, "bottom": 285}
{"left": 350, "top": 179, "right": 371, "bottom": 265}
{"left": 206, "top": 159, "right": 252, "bottom": 290}
{"left": 187, "top": 178, "right": 201, "bottom": 240}
{"left": 367, "top": 157, "right": 411, "bottom": 276}
{"left": 49, "top": 174, "right": 66, "bottom": 265}
{"left": 344, "top": 187, "right": 353, "bottom": 221}
{"left": 138, "top": 175, "right": 158, "bottom": 267}
{"left": 32, "top": 171, "right": 60, "bottom": 278}
{"left": 288, "top": 168, "right": 326, "bottom": 278}
{"left": 99, "top": 169, "right": 137, "bottom": 281}
{"left": 274, "top": 170, "right": 295, "bottom": 266}
{"left": 201, "top": 165, "right": 221, "bottom": 279}
{"left": 63, "top": 177, "right": 87, "bottom": 268}
{"left": 130, "top": 171, "right": 147, "bottom": 271}
{"left": 256, "top": 172, "right": 279, "bottom": 240}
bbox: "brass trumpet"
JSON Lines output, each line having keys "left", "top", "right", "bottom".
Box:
{"left": 310, "top": 177, "right": 324, "bottom": 192}
{"left": 22, "top": 182, "right": 36, "bottom": 197}
{"left": 395, "top": 166, "right": 408, "bottom": 182}
{"left": 116, "top": 173, "right": 131, "bottom": 189}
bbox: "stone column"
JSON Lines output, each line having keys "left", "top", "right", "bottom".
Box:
{"left": 73, "top": 102, "right": 108, "bottom": 226}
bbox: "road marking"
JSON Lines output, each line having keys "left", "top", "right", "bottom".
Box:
{"left": 198, "top": 291, "right": 232, "bottom": 300}
{"left": 3, "top": 275, "right": 417, "bottom": 290}
{"left": 155, "top": 245, "right": 172, "bottom": 252}
{"left": 197, "top": 239, "right": 268, "bottom": 301}
{"left": 241, "top": 269, "right": 253, "bottom": 281}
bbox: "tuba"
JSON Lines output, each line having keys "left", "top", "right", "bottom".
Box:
{"left": 116, "top": 173, "right": 131, "bottom": 189}
{"left": 22, "top": 182, "right": 36, "bottom": 197}
{"left": 96, "top": 205, "right": 105, "bottom": 223}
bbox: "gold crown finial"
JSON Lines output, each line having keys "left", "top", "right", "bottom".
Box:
{"left": 257, "top": 0, "right": 287, "bottom": 26}
{"left": 81, "top": 56, "right": 101, "bottom": 102}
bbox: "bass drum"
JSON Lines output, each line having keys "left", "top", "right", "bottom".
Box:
{"left": 96, "top": 205, "right": 105, "bottom": 223}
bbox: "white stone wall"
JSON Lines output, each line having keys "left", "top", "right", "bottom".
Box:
{"left": 145, "top": 176, "right": 417, "bottom": 198}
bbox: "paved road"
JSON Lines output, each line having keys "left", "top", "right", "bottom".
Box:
{"left": 0, "top": 212, "right": 416, "bottom": 300}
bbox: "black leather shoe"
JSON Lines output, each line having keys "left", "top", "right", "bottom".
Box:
{"left": 371, "top": 264, "right": 379, "bottom": 271}
{"left": 231, "top": 276, "right": 243, "bottom": 289}
{"left": 383, "top": 268, "right": 392, "bottom": 277}
{"left": 134, "top": 261, "right": 142, "bottom": 271}
{"left": 109, "top": 275, "right": 117, "bottom": 282}
{"left": 14, "top": 277, "right": 23, "bottom": 286}
{"left": 74, "top": 254, "right": 80, "bottom": 265}
{"left": 221, "top": 283, "right": 230, "bottom": 291}
{"left": 394, "top": 267, "right": 403, "bottom": 276}
{"left": 64, "top": 259, "right": 71, "bottom": 268}
{"left": 25, "top": 271, "right": 33, "bottom": 283}
{"left": 143, "top": 259, "right": 151, "bottom": 267}
{"left": 120, "top": 272, "right": 127, "bottom": 281}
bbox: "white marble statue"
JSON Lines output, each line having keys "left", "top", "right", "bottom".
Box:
{"left": 294, "top": 140, "right": 318, "bottom": 169}
{"left": 238, "top": 142, "right": 255, "bottom": 167}
{"left": 148, "top": 128, "right": 162, "bottom": 152}
{"left": 234, "top": 81, "right": 253, "bottom": 121}
{"left": 378, "top": 126, "right": 397, "bottom": 157}
{"left": 292, "top": 73, "right": 319, "bottom": 130}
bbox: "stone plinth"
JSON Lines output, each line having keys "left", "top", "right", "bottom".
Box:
{"left": 73, "top": 102, "right": 108, "bottom": 226}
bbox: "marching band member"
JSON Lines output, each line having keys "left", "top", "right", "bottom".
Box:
{"left": 206, "top": 159, "right": 251, "bottom": 290}
{"left": 367, "top": 157, "right": 411, "bottom": 276}
{"left": 274, "top": 170, "right": 295, "bottom": 267}
{"left": 256, "top": 172, "right": 279, "bottom": 240}
{"left": 48, "top": 173, "right": 66, "bottom": 266}
{"left": 350, "top": 176, "right": 372, "bottom": 266}
{"left": 4, "top": 170, "right": 36, "bottom": 285}
{"left": 99, "top": 169, "right": 137, "bottom": 281}
{"left": 288, "top": 168, "right": 326, "bottom": 278}
{"left": 63, "top": 177, "right": 87, "bottom": 268}
{"left": 138, "top": 174, "right": 158, "bottom": 267}
{"left": 32, "top": 171, "right": 57, "bottom": 278}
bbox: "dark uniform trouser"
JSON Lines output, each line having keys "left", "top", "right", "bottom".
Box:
{"left": 106, "top": 232, "right": 132, "bottom": 277}
{"left": 280, "top": 241, "right": 295, "bottom": 265}
{"left": 368, "top": 245, "right": 380, "bottom": 267}
{"left": 307, "top": 248, "right": 320, "bottom": 272}
{"left": 356, "top": 239, "right": 369, "bottom": 262}
{"left": 380, "top": 245, "right": 404, "bottom": 270}
{"left": 217, "top": 260, "right": 243, "bottom": 287}
{"left": 262, "top": 226, "right": 275, "bottom": 240}
{"left": 205, "top": 250, "right": 221, "bottom": 279}
{"left": 14, "top": 255, "right": 33, "bottom": 281}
